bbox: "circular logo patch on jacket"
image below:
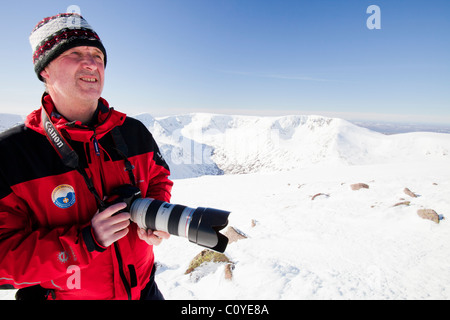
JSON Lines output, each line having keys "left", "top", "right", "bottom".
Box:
{"left": 52, "top": 184, "right": 76, "bottom": 209}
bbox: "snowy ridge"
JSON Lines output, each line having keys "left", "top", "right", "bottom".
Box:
{"left": 0, "top": 113, "right": 24, "bottom": 133}
{"left": 133, "top": 113, "right": 450, "bottom": 179}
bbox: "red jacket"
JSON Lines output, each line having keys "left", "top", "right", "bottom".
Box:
{"left": 0, "top": 94, "right": 173, "bottom": 299}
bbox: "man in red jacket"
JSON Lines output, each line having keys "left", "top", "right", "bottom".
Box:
{"left": 0, "top": 13, "right": 173, "bottom": 299}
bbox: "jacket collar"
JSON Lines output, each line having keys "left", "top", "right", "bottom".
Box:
{"left": 25, "top": 93, "right": 126, "bottom": 142}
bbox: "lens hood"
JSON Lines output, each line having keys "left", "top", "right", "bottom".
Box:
{"left": 188, "top": 207, "right": 230, "bottom": 253}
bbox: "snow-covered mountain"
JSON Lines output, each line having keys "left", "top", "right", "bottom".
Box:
{"left": 133, "top": 113, "right": 450, "bottom": 179}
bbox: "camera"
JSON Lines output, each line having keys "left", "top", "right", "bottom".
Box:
{"left": 104, "top": 185, "right": 231, "bottom": 253}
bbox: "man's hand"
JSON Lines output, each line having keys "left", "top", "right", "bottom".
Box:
{"left": 137, "top": 228, "right": 170, "bottom": 246}
{"left": 91, "top": 202, "right": 131, "bottom": 248}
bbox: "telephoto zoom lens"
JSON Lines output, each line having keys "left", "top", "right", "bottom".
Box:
{"left": 130, "top": 198, "right": 230, "bottom": 253}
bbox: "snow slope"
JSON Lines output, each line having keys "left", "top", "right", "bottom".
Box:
{"left": 154, "top": 161, "right": 450, "bottom": 300}
{"left": 1, "top": 112, "right": 449, "bottom": 300}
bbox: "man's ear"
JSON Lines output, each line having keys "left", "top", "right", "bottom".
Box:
{"left": 40, "top": 68, "right": 50, "bottom": 81}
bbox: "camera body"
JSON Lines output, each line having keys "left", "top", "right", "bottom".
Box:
{"left": 104, "top": 184, "right": 230, "bottom": 253}
{"left": 102, "top": 184, "right": 142, "bottom": 213}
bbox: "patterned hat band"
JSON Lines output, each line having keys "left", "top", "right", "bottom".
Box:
{"left": 29, "top": 13, "right": 107, "bottom": 81}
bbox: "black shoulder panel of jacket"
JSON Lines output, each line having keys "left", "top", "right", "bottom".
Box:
{"left": 114, "top": 117, "right": 170, "bottom": 171}
{"left": 0, "top": 117, "right": 170, "bottom": 200}
{"left": 0, "top": 124, "right": 72, "bottom": 198}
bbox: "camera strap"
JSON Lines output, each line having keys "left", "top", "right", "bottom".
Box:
{"left": 41, "top": 107, "right": 106, "bottom": 208}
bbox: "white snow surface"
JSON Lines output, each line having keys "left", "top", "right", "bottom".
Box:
{"left": 156, "top": 162, "right": 450, "bottom": 300}
{"left": 1, "top": 112, "right": 450, "bottom": 300}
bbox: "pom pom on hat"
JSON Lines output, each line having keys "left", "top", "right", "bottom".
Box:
{"left": 29, "top": 13, "right": 107, "bottom": 81}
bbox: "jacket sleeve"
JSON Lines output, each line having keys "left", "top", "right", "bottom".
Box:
{"left": 0, "top": 189, "right": 102, "bottom": 289}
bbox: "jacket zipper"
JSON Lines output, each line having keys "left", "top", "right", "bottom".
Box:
{"left": 114, "top": 242, "right": 132, "bottom": 300}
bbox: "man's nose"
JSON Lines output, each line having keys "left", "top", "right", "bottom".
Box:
{"left": 81, "top": 53, "right": 98, "bottom": 71}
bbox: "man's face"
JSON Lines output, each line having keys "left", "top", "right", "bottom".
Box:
{"left": 40, "top": 46, "right": 105, "bottom": 113}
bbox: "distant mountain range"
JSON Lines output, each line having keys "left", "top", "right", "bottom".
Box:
{"left": 134, "top": 113, "right": 450, "bottom": 179}
{"left": 2, "top": 112, "right": 449, "bottom": 179}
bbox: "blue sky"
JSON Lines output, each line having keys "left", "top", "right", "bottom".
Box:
{"left": 1, "top": 0, "right": 449, "bottom": 123}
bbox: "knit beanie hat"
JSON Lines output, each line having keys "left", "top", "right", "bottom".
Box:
{"left": 29, "top": 13, "right": 107, "bottom": 81}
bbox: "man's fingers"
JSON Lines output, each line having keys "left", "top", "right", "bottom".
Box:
{"left": 91, "top": 202, "right": 131, "bottom": 247}
{"left": 153, "top": 230, "right": 170, "bottom": 240}
{"left": 95, "top": 202, "right": 128, "bottom": 219}
{"left": 137, "top": 228, "right": 170, "bottom": 246}
{"left": 108, "top": 226, "right": 129, "bottom": 244}
{"left": 95, "top": 213, "right": 130, "bottom": 234}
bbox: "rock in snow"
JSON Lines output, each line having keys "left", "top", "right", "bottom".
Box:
{"left": 404, "top": 187, "right": 418, "bottom": 198}
{"left": 417, "top": 209, "right": 440, "bottom": 224}
{"left": 350, "top": 183, "right": 370, "bottom": 190}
